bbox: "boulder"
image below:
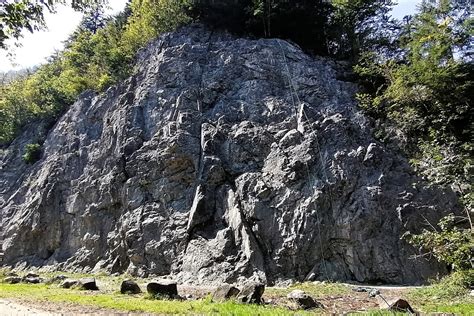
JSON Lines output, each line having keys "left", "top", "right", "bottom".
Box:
{"left": 287, "top": 290, "right": 322, "bottom": 310}
{"left": 78, "top": 278, "right": 99, "bottom": 291}
{"left": 121, "top": 280, "right": 142, "bottom": 294}
{"left": 48, "top": 275, "right": 67, "bottom": 283}
{"left": 25, "top": 272, "right": 39, "bottom": 278}
{"left": 23, "top": 277, "right": 42, "bottom": 284}
{"left": 61, "top": 279, "right": 79, "bottom": 289}
{"left": 369, "top": 289, "right": 381, "bottom": 297}
{"left": 237, "top": 283, "right": 265, "bottom": 304}
{"left": 147, "top": 280, "right": 178, "bottom": 298}
{"left": 379, "top": 297, "right": 415, "bottom": 313}
{"left": 4, "top": 276, "right": 21, "bottom": 284}
{"left": 212, "top": 284, "right": 240, "bottom": 301}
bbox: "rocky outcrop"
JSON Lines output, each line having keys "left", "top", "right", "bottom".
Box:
{"left": 0, "top": 25, "right": 458, "bottom": 285}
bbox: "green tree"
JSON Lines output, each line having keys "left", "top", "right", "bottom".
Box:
{"left": 0, "top": 0, "right": 108, "bottom": 49}
{"left": 329, "top": 0, "right": 396, "bottom": 60}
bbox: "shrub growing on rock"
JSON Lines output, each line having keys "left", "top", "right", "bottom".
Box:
{"left": 22, "top": 143, "right": 42, "bottom": 164}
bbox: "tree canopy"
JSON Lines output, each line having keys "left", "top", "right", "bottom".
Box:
{"left": 0, "top": 0, "right": 108, "bottom": 49}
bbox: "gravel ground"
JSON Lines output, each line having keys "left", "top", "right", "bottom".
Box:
{"left": 0, "top": 299, "right": 55, "bottom": 316}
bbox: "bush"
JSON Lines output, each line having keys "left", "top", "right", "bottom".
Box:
{"left": 22, "top": 143, "right": 42, "bottom": 164}
{"left": 403, "top": 214, "right": 473, "bottom": 271}
{"left": 410, "top": 270, "right": 474, "bottom": 300}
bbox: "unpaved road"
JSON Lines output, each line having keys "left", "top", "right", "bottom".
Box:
{"left": 0, "top": 299, "right": 55, "bottom": 316}
{"left": 0, "top": 299, "right": 138, "bottom": 315}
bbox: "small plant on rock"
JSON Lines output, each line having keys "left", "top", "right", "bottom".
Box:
{"left": 22, "top": 143, "right": 42, "bottom": 164}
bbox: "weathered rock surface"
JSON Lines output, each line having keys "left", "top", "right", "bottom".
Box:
{"left": 23, "top": 276, "right": 42, "bottom": 284}
{"left": 3, "top": 276, "right": 21, "bottom": 284}
{"left": 0, "top": 25, "right": 458, "bottom": 285}
{"left": 78, "top": 278, "right": 98, "bottom": 291}
{"left": 60, "top": 279, "right": 78, "bottom": 289}
{"left": 287, "top": 290, "right": 322, "bottom": 310}
{"left": 212, "top": 284, "right": 240, "bottom": 301}
{"left": 378, "top": 297, "right": 415, "bottom": 313}
{"left": 121, "top": 280, "right": 141, "bottom": 294}
{"left": 147, "top": 280, "right": 178, "bottom": 298}
{"left": 238, "top": 282, "right": 265, "bottom": 304}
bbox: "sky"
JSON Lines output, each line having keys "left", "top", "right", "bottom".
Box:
{"left": 0, "top": 0, "right": 420, "bottom": 72}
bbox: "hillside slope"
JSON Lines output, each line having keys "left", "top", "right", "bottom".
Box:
{"left": 0, "top": 25, "right": 458, "bottom": 285}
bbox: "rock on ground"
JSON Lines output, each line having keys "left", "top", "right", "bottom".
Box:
{"left": 147, "top": 280, "right": 178, "bottom": 298}
{"left": 0, "top": 24, "right": 459, "bottom": 285}
{"left": 121, "top": 280, "right": 142, "bottom": 294}
{"left": 212, "top": 284, "right": 240, "bottom": 301}
{"left": 287, "top": 290, "right": 322, "bottom": 310}
{"left": 78, "top": 278, "right": 99, "bottom": 291}
{"left": 238, "top": 282, "right": 265, "bottom": 304}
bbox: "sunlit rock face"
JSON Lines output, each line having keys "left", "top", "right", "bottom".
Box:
{"left": 0, "top": 25, "right": 456, "bottom": 285}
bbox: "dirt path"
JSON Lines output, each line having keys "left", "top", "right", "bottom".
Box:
{"left": 0, "top": 298, "right": 142, "bottom": 316}
{"left": 0, "top": 299, "right": 55, "bottom": 316}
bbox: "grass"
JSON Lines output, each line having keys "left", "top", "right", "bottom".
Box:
{"left": 0, "top": 283, "right": 315, "bottom": 315}
{"left": 407, "top": 270, "right": 474, "bottom": 315}
{"left": 1, "top": 270, "right": 473, "bottom": 315}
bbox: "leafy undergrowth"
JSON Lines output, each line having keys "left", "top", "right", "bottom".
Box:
{"left": 0, "top": 283, "right": 313, "bottom": 315}
{"left": 407, "top": 270, "right": 474, "bottom": 314}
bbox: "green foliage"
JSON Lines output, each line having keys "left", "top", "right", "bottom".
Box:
{"left": 410, "top": 270, "right": 474, "bottom": 300}
{"left": 191, "top": 0, "right": 391, "bottom": 57}
{"left": 355, "top": 0, "right": 473, "bottom": 189}
{"left": 0, "top": 0, "right": 108, "bottom": 49}
{"left": 121, "top": 0, "right": 191, "bottom": 60}
{"left": 329, "top": 0, "right": 396, "bottom": 60}
{"left": 403, "top": 214, "right": 473, "bottom": 271}
{"left": 0, "top": 0, "right": 193, "bottom": 145}
{"left": 22, "top": 143, "right": 42, "bottom": 164}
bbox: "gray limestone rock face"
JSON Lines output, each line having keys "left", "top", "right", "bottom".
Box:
{"left": 0, "top": 25, "right": 459, "bottom": 285}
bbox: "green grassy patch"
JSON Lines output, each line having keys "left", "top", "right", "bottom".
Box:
{"left": 407, "top": 270, "right": 474, "bottom": 314}
{"left": 0, "top": 283, "right": 314, "bottom": 315}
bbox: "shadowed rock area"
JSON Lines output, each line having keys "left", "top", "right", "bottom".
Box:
{"left": 0, "top": 25, "right": 458, "bottom": 285}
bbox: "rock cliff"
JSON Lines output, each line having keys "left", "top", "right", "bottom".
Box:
{"left": 0, "top": 25, "right": 458, "bottom": 285}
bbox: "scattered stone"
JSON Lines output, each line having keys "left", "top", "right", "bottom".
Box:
{"left": 121, "top": 280, "right": 141, "bottom": 294}
{"left": 23, "top": 277, "right": 42, "bottom": 284}
{"left": 369, "top": 289, "right": 380, "bottom": 297}
{"left": 25, "top": 272, "right": 39, "bottom": 278}
{"left": 352, "top": 287, "right": 370, "bottom": 292}
{"left": 6, "top": 272, "right": 18, "bottom": 277}
{"left": 287, "top": 290, "right": 322, "bottom": 310}
{"left": 48, "top": 275, "right": 67, "bottom": 284}
{"left": 379, "top": 297, "right": 415, "bottom": 313}
{"left": 78, "top": 278, "right": 99, "bottom": 291}
{"left": 4, "top": 276, "right": 21, "bottom": 284}
{"left": 147, "top": 280, "right": 178, "bottom": 298}
{"left": 212, "top": 284, "right": 240, "bottom": 301}
{"left": 61, "top": 279, "right": 79, "bottom": 289}
{"left": 237, "top": 282, "right": 265, "bottom": 304}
